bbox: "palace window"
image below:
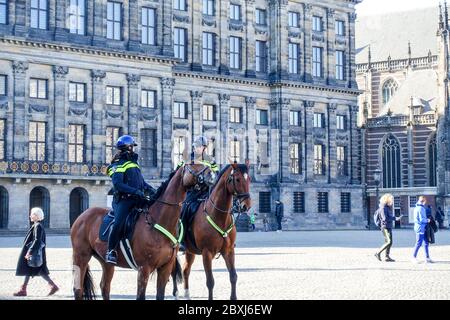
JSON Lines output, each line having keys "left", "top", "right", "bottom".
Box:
{"left": 337, "top": 146, "right": 347, "bottom": 176}
{"left": 203, "top": 104, "right": 215, "bottom": 121}
{"left": 312, "top": 47, "right": 323, "bottom": 78}
{"left": 0, "top": 119, "right": 4, "bottom": 160}
{"left": 29, "top": 121, "right": 46, "bottom": 161}
{"left": 173, "top": 102, "right": 187, "bottom": 119}
{"left": 68, "top": 124, "right": 84, "bottom": 163}
{"left": 174, "top": 28, "right": 187, "bottom": 62}
{"left": 335, "top": 50, "right": 345, "bottom": 81}
{"left": 174, "top": 0, "right": 186, "bottom": 11}
{"left": 31, "top": 0, "right": 48, "bottom": 30}
{"left": 290, "top": 143, "right": 301, "bottom": 174}
{"left": 141, "top": 89, "right": 156, "bottom": 108}
{"left": 106, "top": 86, "right": 122, "bottom": 106}
{"left": 230, "top": 107, "right": 241, "bottom": 123}
{"left": 229, "top": 36, "right": 241, "bottom": 69}
{"left": 259, "top": 192, "right": 271, "bottom": 213}
{"left": 318, "top": 192, "right": 328, "bottom": 213}
{"left": 141, "top": 129, "right": 157, "bottom": 168}
{"left": 68, "top": 0, "right": 86, "bottom": 35}
{"left": 293, "top": 192, "right": 305, "bottom": 213}
{"left": 202, "top": 0, "right": 214, "bottom": 16}
{"left": 29, "top": 79, "right": 47, "bottom": 99}
{"left": 255, "top": 9, "right": 266, "bottom": 25}
{"left": 141, "top": 7, "right": 156, "bottom": 45}
{"left": 341, "top": 193, "right": 351, "bottom": 213}
{"left": 107, "top": 1, "right": 122, "bottom": 40}
{"left": 256, "top": 40, "right": 267, "bottom": 73}
{"left": 173, "top": 136, "right": 185, "bottom": 168}
{"left": 69, "top": 82, "right": 86, "bottom": 102}
{"left": 314, "top": 144, "right": 325, "bottom": 175}
{"left": 335, "top": 20, "right": 345, "bottom": 36}
{"left": 0, "top": 0, "right": 7, "bottom": 24}
{"left": 382, "top": 134, "right": 401, "bottom": 188}
{"left": 106, "top": 127, "right": 121, "bottom": 163}
{"left": 288, "top": 43, "right": 299, "bottom": 74}
{"left": 288, "top": 12, "right": 299, "bottom": 27}
{"left": 202, "top": 32, "right": 215, "bottom": 66}
{"left": 290, "top": 111, "right": 301, "bottom": 126}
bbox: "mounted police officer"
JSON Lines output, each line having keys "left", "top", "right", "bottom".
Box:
{"left": 105, "top": 135, "right": 156, "bottom": 264}
{"left": 179, "top": 136, "right": 219, "bottom": 250}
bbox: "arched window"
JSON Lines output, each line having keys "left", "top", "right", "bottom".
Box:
{"left": 382, "top": 134, "right": 401, "bottom": 188}
{"left": 70, "top": 188, "right": 89, "bottom": 227}
{"left": 29, "top": 187, "right": 50, "bottom": 228}
{"left": 428, "top": 134, "right": 437, "bottom": 187}
{"left": 382, "top": 79, "right": 398, "bottom": 105}
{"left": 0, "top": 186, "right": 8, "bottom": 229}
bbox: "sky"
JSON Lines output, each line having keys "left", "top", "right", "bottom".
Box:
{"left": 356, "top": 0, "right": 441, "bottom": 16}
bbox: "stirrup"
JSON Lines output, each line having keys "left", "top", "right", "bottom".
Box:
{"left": 106, "top": 250, "right": 118, "bottom": 264}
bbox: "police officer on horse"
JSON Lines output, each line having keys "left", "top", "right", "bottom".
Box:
{"left": 106, "top": 135, "right": 156, "bottom": 264}
{"left": 179, "top": 136, "right": 219, "bottom": 250}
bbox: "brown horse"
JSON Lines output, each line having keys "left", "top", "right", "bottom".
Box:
{"left": 70, "top": 163, "right": 211, "bottom": 300}
{"left": 174, "top": 161, "right": 251, "bottom": 300}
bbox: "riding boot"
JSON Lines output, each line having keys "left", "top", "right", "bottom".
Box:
{"left": 13, "top": 285, "right": 27, "bottom": 297}
{"left": 106, "top": 249, "right": 118, "bottom": 265}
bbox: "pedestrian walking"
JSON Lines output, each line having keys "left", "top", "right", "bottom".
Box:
{"left": 275, "top": 200, "right": 284, "bottom": 232}
{"left": 249, "top": 210, "right": 256, "bottom": 231}
{"left": 436, "top": 207, "right": 445, "bottom": 229}
{"left": 13, "top": 207, "right": 59, "bottom": 297}
{"left": 412, "top": 196, "right": 433, "bottom": 263}
{"left": 263, "top": 216, "right": 269, "bottom": 232}
{"left": 374, "top": 193, "right": 400, "bottom": 262}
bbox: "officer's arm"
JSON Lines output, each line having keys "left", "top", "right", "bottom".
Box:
{"left": 111, "top": 171, "right": 140, "bottom": 195}
{"left": 143, "top": 180, "right": 155, "bottom": 191}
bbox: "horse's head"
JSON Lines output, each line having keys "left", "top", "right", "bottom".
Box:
{"left": 182, "top": 163, "right": 212, "bottom": 191}
{"left": 226, "top": 159, "right": 252, "bottom": 212}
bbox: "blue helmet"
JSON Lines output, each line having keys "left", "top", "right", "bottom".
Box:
{"left": 116, "top": 135, "right": 137, "bottom": 150}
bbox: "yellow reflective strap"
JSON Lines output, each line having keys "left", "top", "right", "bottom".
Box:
{"left": 112, "top": 162, "right": 140, "bottom": 174}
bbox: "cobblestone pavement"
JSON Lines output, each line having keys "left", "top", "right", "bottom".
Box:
{"left": 1, "top": 229, "right": 450, "bottom": 300}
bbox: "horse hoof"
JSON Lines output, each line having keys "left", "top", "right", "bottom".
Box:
{"left": 174, "top": 291, "right": 179, "bottom": 300}
{"left": 184, "top": 289, "right": 190, "bottom": 300}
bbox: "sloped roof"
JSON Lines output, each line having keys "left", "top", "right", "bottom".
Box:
{"left": 356, "top": 6, "right": 439, "bottom": 64}
{"left": 378, "top": 69, "right": 439, "bottom": 116}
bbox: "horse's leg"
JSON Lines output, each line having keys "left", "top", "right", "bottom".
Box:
{"left": 222, "top": 248, "right": 238, "bottom": 300}
{"left": 99, "top": 261, "right": 115, "bottom": 300}
{"left": 156, "top": 259, "right": 175, "bottom": 300}
{"left": 72, "top": 249, "right": 92, "bottom": 300}
{"left": 182, "top": 251, "right": 196, "bottom": 299}
{"left": 171, "top": 265, "right": 178, "bottom": 299}
{"left": 137, "top": 266, "right": 151, "bottom": 300}
{"left": 202, "top": 250, "right": 215, "bottom": 300}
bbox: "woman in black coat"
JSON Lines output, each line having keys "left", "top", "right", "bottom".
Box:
{"left": 13, "top": 207, "right": 59, "bottom": 297}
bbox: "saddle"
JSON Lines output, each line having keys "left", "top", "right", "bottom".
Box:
{"left": 99, "top": 207, "right": 142, "bottom": 243}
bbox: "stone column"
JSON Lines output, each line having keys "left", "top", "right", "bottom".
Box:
{"left": 127, "top": 74, "right": 140, "bottom": 138}
{"left": 190, "top": 91, "right": 203, "bottom": 140}
{"left": 218, "top": 0, "right": 229, "bottom": 74}
{"left": 304, "top": 101, "right": 315, "bottom": 182}
{"left": 348, "top": 12, "right": 357, "bottom": 88}
{"left": 54, "top": 0, "right": 67, "bottom": 41}
{"left": 268, "top": 0, "right": 288, "bottom": 80}
{"left": 279, "top": 0, "right": 289, "bottom": 80}
{"left": 218, "top": 94, "right": 230, "bottom": 166}
{"left": 93, "top": 0, "right": 106, "bottom": 47}
{"left": 328, "top": 103, "right": 337, "bottom": 183}
{"left": 162, "top": 0, "right": 173, "bottom": 55}
{"left": 191, "top": 0, "right": 202, "bottom": 71}
{"left": 161, "top": 77, "right": 175, "bottom": 177}
{"left": 12, "top": 61, "right": 28, "bottom": 160}
{"left": 245, "top": 0, "right": 256, "bottom": 77}
{"left": 245, "top": 97, "right": 256, "bottom": 164}
{"left": 13, "top": 0, "right": 27, "bottom": 36}
{"left": 280, "top": 98, "right": 291, "bottom": 182}
{"left": 128, "top": 0, "right": 140, "bottom": 50}
{"left": 326, "top": 9, "right": 335, "bottom": 85}
{"left": 350, "top": 105, "right": 359, "bottom": 184}
{"left": 53, "top": 65, "right": 68, "bottom": 162}
{"left": 303, "top": 4, "right": 313, "bottom": 82}
{"left": 91, "top": 69, "right": 106, "bottom": 164}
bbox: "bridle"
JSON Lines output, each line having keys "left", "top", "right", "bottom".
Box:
{"left": 207, "top": 166, "right": 250, "bottom": 214}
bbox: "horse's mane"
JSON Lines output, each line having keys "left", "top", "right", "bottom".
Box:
{"left": 151, "top": 168, "right": 178, "bottom": 200}
{"left": 210, "top": 164, "right": 248, "bottom": 192}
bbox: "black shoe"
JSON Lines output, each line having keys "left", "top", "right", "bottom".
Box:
{"left": 374, "top": 252, "right": 381, "bottom": 261}
{"left": 385, "top": 256, "right": 395, "bottom": 262}
{"left": 106, "top": 250, "right": 117, "bottom": 265}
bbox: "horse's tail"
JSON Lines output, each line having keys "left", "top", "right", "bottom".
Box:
{"left": 174, "top": 256, "right": 183, "bottom": 284}
{"left": 83, "top": 266, "right": 96, "bottom": 300}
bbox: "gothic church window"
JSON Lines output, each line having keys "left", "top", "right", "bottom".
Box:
{"left": 382, "top": 134, "right": 401, "bottom": 188}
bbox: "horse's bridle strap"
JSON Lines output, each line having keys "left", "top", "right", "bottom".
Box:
{"left": 205, "top": 213, "right": 235, "bottom": 238}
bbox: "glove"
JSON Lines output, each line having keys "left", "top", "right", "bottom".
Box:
{"left": 135, "top": 190, "right": 145, "bottom": 199}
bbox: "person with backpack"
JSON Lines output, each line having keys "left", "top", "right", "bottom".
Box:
{"left": 412, "top": 196, "right": 433, "bottom": 263}
{"left": 374, "top": 193, "right": 399, "bottom": 262}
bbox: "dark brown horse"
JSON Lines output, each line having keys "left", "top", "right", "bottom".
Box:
{"left": 70, "top": 163, "right": 210, "bottom": 300}
{"left": 174, "top": 161, "right": 251, "bottom": 300}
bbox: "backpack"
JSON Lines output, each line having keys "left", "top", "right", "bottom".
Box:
{"left": 373, "top": 208, "right": 382, "bottom": 228}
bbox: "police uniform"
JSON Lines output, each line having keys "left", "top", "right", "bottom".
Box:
{"left": 106, "top": 152, "right": 155, "bottom": 259}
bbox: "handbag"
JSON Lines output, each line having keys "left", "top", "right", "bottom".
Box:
{"left": 27, "top": 242, "right": 44, "bottom": 268}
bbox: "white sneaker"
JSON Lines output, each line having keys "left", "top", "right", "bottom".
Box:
{"left": 425, "top": 258, "right": 434, "bottom": 263}
{"left": 411, "top": 257, "right": 419, "bottom": 264}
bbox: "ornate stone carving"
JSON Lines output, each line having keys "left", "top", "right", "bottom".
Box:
{"left": 304, "top": 101, "right": 315, "bottom": 109}
{"left": 105, "top": 110, "right": 122, "bottom": 119}
{"left": 229, "top": 21, "right": 244, "bottom": 32}
{"left": 312, "top": 32, "right": 325, "bottom": 42}
{"left": 281, "top": 98, "right": 291, "bottom": 105}
{"left": 190, "top": 91, "right": 203, "bottom": 101}
{"left": 53, "top": 65, "right": 69, "bottom": 80}
{"left": 161, "top": 77, "right": 175, "bottom": 90}
{"left": 12, "top": 61, "right": 29, "bottom": 75}
{"left": 328, "top": 103, "right": 338, "bottom": 112}
{"left": 140, "top": 111, "right": 156, "bottom": 121}
{"left": 126, "top": 74, "right": 141, "bottom": 88}
{"left": 246, "top": 0, "right": 256, "bottom": 4}
{"left": 29, "top": 104, "right": 48, "bottom": 114}
{"left": 68, "top": 104, "right": 89, "bottom": 117}
{"left": 173, "top": 13, "right": 190, "bottom": 23}
{"left": 245, "top": 97, "right": 257, "bottom": 105}
{"left": 255, "top": 25, "right": 268, "bottom": 35}
{"left": 91, "top": 69, "right": 106, "bottom": 83}
{"left": 335, "top": 38, "right": 347, "bottom": 46}
{"left": 313, "top": 130, "right": 326, "bottom": 139}
{"left": 0, "top": 101, "right": 8, "bottom": 110}
{"left": 327, "top": 8, "right": 335, "bottom": 18}
{"left": 202, "top": 16, "right": 216, "bottom": 27}
{"left": 303, "top": 3, "right": 313, "bottom": 13}
{"left": 336, "top": 134, "right": 349, "bottom": 142}
{"left": 288, "top": 31, "right": 302, "bottom": 39}
{"left": 349, "top": 13, "right": 357, "bottom": 22}
{"left": 350, "top": 105, "right": 359, "bottom": 113}
{"left": 219, "top": 93, "right": 230, "bottom": 102}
